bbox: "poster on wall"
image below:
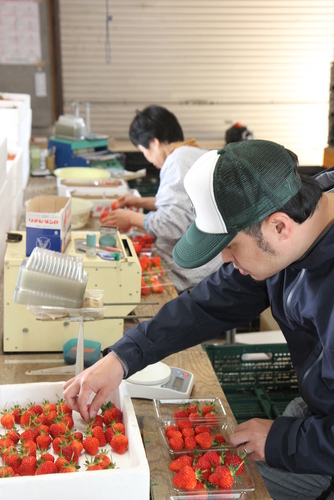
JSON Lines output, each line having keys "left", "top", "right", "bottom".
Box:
{"left": 0, "top": 0, "right": 42, "bottom": 65}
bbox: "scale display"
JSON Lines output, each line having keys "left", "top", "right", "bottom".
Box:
{"left": 123, "top": 362, "right": 194, "bottom": 399}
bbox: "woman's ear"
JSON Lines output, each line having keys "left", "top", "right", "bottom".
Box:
{"left": 263, "top": 212, "right": 293, "bottom": 241}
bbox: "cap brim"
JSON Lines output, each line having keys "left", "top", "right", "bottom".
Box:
{"left": 173, "top": 221, "right": 236, "bottom": 269}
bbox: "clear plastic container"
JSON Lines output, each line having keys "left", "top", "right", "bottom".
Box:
{"left": 153, "top": 397, "right": 228, "bottom": 424}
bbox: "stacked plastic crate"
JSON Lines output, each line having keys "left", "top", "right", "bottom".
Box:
{"left": 0, "top": 92, "right": 32, "bottom": 189}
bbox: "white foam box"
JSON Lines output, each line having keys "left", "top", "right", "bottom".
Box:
{"left": 66, "top": 187, "right": 141, "bottom": 218}
{"left": 0, "top": 381, "right": 150, "bottom": 500}
{"left": 0, "top": 135, "right": 7, "bottom": 188}
{"left": 57, "top": 177, "right": 129, "bottom": 197}
{"left": 25, "top": 196, "right": 71, "bottom": 256}
{"left": 0, "top": 92, "right": 31, "bottom": 116}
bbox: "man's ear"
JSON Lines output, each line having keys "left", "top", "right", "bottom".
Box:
{"left": 264, "top": 212, "right": 293, "bottom": 241}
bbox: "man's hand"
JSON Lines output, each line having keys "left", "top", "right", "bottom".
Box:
{"left": 228, "top": 418, "right": 274, "bottom": 461}
{"left": 63, "top": 351, "right": 124, "bottom": 421}
{"left": 101, "top": 209, "right": 132, "bottom": 231}
{"left": 115, "top": 193, "right": 140, "bottom": 209}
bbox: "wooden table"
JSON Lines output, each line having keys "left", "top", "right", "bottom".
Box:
{"left": 0, "top": 263, "right": 270, "bottom": 499}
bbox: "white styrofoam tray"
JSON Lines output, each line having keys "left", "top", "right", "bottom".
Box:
{"left": 0, "top": 381, "right": 150, "bottom": 500}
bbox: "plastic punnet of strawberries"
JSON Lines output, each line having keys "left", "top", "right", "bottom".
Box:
{"left": 0, "top": 397, "right": 128, "bottom": 477}
{"left": 169, "top": 448, "right": 249, "bottom": 497}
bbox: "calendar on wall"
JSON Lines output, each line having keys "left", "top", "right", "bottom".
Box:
{"left": 0, "top": 0, "right": 41, "bottom": 65}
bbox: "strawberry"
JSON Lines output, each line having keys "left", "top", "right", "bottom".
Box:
{"left": 39, "top": 452, "right": 55, "bottom": 463}
{"left": 19, "top": 410, "right": 34, "bottom": 428}
{"left": 141, "top": 278, "right": 150, "bottom": 295}
{"left": 166, "top": 429, "right": 183, "bottom": 440}
{"left": 187, "top": 401, "right": 199, "bottom": 414}
{"left": 92, "top": 425, "right": 107, "bottom": 446}
{"left": 208, "top": 464, "right": 234, "bottom": 489}
{"left": 188, "top": 412, "right": 202, "bottom": 422}
{"left": 60, "top": 414, "right": 74, "bottom": 430}
{"left": 1, "top": 411, "right": 15, "bottom": 430}
{"left": 95, "top": 449, "right": 113, "bottom": 469}
{"left": 169, "top": 454, "right": 193, "bottom": 472}
{"left": 201, "top": 404, "right": 215, "bottom": 415}
{"left": 194, "top": 425, "right": 210, "bottom": 435}
{"left": 173, "top": 465, "right": 197, "bottom": 490}
{"left": 55, "top": 455, "right": 69, "bottom": 472}
{"left": 85, "top": 456, "right": 103, "bottom": 471}
{"left": 201, "top": 450, "right": 221, "bottom": 468}
{"left": 62, "top": 442, "right": 80, "bottom": 464}
{"left": 42, "top": 400, "right": 57, "bottom": 414}
{"left": 152, "top": 276, "right": 163, "bottom": 293}
{"left": 21, "top": 440, "right": 37, "bottom": 457}
{"left": 169, "top": 435, "right": 184, "bottom": 452}
{"left": 2, "top": 446, "right": 21, "bottom": 473}
{"left": 0, "top": 436, "right": 14, "bottom": 451}
{"left": 83, "top": 435, "right": 100, "bottom": 456}
{"left": 0, "top": 465, "right": 15, "bottom": 477}
{"left": 195, "top": 432, "right": 213, "bottom": 450}
{"left": 52, "top": 435, "right": 67, "bottom": 455}
{"left": 20, "top": 428, "right": 38, "bottom": 442}
{"left": 204, "top": 412, "right": 219, "bottom": 426}
{"left": 182, "top": 427, "right": 195, "bottom": 438}
{"left": 18, "top": 455, "right": 37, "bottom": 476}
{"left": 194, "top": 480, "right": 208, "bottom": 498}
{"left": 6, "top": 428, "right": 20, "bottom": 444}
{"left": 69, "top": 438, "right": 83, "bottom": 457}
{"left": 56, "top": 398, "right": 72, "bottom": 416}
{"left": 174, "top": 408, "right": 189, "bottom": 420}
{"left": 49, "top": 421, "right": 67, "bottom": 439}
{"left": 110, "top": 433, "right": 128, "bottom": 454}
{"left": 165, "top": 424, "right": 178, "bottom": 436}
{"left": 10, "top": 404, "right": 24, "bottom": 425}
{"left": 28, "top": 403, "right": 43, "bottom": 416}
{"left": 102, "top": 403, "right": 122, "bottom": 425}
{"left": 184, "top": 436, "right": 197, "bottom": 451}
{"left": 58, "top": 459, "right": 80, "bottom": 473}
{"left": 35, "top": 460, "right": 58, "bottom": 475}
{"left": 89, "top": 415, "right": 104, "bottom": 428}
{"left": 224, "top": 451, "right": 245, "bottom": 475}
{"left": 214, "top": 433, "right": 226, "bottom": 445}
{"left": 177, "top": 419, "right": 193, "bottom": 431}
{"left": 42, "top": 409, "right": 58, "bottom": 427}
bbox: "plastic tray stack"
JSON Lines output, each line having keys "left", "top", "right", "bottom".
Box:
{"left": 13, "top": 247, "right": 88, "bottom": 309}
{"left": 152, "top": 397, "right": 255, "bottom": 499}
{"left": 203, "top": 343, "right": 299, "bottom": 423}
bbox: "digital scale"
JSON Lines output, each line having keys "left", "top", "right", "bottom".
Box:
{"left": 123, "top": 362, "right": 194, "bottom": 399}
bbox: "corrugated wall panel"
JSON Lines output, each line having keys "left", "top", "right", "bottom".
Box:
{"left": 59, "top": 0, "right": 334, "bottom": 165}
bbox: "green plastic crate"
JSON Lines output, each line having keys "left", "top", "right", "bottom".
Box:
{"left": 203, "top": 343, "right": 299, "bottom": 423}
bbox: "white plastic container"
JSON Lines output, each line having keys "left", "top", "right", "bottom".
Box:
{"left": 0, "top": 381, "right": 150, "bottom": 500}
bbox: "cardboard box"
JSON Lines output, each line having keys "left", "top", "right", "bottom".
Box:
{"left": 0, "top": 381, "right": 150, "bottom": 500}
{"left": 25, "top": 196, "right": 71, "bottom": 256}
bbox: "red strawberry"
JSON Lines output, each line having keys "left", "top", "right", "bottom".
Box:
{"left": 205, "top": 412, "right": 219, "bottom": 426}
{"left": 195, "top": 432, "right": 213, "bottom": 450}
{"left": 35, "top": 460, "right": 58, "bottom": 475}
{"left": 39, "top": 452, "right": 55, "bottom": 463}
{"left": 152, "top": 276, "right": 163, "bottom": 293}
{"left": 0, "top": 465, "right": 15, "bottom": 477}
{"left": 55, "top": 455, "right": 69, "bottom": 472}
{"left": 19, "top": 455, "right": 37, "bottom": 476}
{"left": 110, "top": 433, "right": 128, "bottom": 454}
{"left": 189, "top": 412, "right": 202, "bottom": 422}
{"left": 1, "top": 411, "right": 15, "bottom": 430}
{"left": 95, "top": 449, "right": 113, "bottom": 469}
{"left": 43, "top": 409, "right": 58, "bottom": 426}
{"left": 57, "top": 398, "right": 72, "bottom": 416}
{"left": 182, "top": 427, "right": 195, "bottom": 438}
{"left": 62, "top": 442, "right": 80, "bottom": 464}
{"left": 42, "top": 400, "right": 57, "bottom": 414}
{"left": 7, "top": 428, "right": 20, "bottom": 444}
{"left": 10, "top": 404, "right": 23, "bottom": 425}
{"left": 214, "top": 433, "right": 226, "bottom": 445}
{"left": 177, "top": 419, "right": 193, "bottom": 431}
{"left": 20, "top": 428, "right": 38, "bottom": 443}
{"left": 52, "top": 435, "right": 67, "bottom": 455}
{"left": 184, "top": 436, "right": 197, "bottom": 451}
{"left": 167, "top": 429, "right": 183, "bottom": 440}
{"left": 89, "top": 415, "right": 104, "bottom": 428}
{"left": 173, "top": 465, "right": 197, "bottom": 490}
{"left": 165, "top": 425, "right": 179, "bottom": 436}
{"left": 21, "top": 440, "right": 37, "bottom": 457}
{"left": 187, "top": 401, "right": 199, "bottom": 414}
{"left": 194, "top": 425, "right": 211, "bottom": 435}
{"left": 85, "top": 456, "right": 103, "bottom": 471}
{"left": 169, "top": 435, "right": 184, "bottom": 452}
{"left": 174, "top": 408, "right": 189, "bottom": 420}
{"left": 2, "top": 446, "right": 21, "bottom": 473}
{"left": 49, "top": 421, "right": 67, "bottom": 439}
{"left": 194, "top": 479, "right": 208, "bottom": 498}
{"left": 29, "top": 403, "right": 43, "bottom": 416}
{"left": 208, "top": 464, "right": 233, "bottom": 489}
{"left": 19, "top": 410, "right": 34, "bottom": 427}
{"left": 201, "top": 404, "right": 215, "bottom": 415}
{"left": 83, "top": 435, "right": 100, "bottom": 456}
{"left": 92, "top": 425, "right": 107, "bottom": 446}
{"left": 58, "top": 459, "right": 80, "bottom": 473}
{"left": 169, "top": 454, "right": 193, "bottom": 473}
{"left": 224, "top": 452, "right": 245, "bottom": 475}
{"left": 201, "top": 450, "right": 221, "bottom": 468}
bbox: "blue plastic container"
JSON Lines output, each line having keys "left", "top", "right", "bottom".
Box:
{"left": 63, "top": 338, "right": 101, "bottom": 367}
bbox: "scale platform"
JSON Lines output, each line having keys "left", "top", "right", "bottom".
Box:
{"left": 124, "top": 362, "right": 194, "bottom": 399}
